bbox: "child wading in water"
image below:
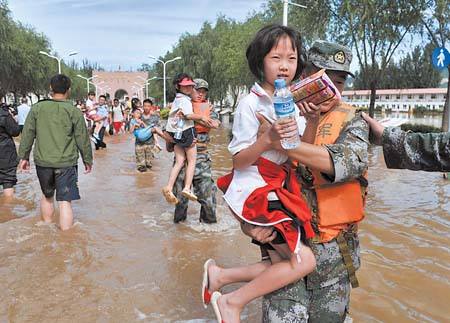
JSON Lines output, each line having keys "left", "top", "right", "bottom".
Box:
{"left": 201, "top": 25, "right": 317, "bottom": 323}
{"left": 162, "top": 73, "right": 214, "bottom": 205}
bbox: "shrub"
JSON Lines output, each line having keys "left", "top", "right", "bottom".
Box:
{"left": 159, "top": 108, "right": 170, "bottom": 120}
{"left": 413, "top": 105, "right": 427, "bottom": 114}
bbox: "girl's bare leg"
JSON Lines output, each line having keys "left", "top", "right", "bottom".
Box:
{"left": 93, "top": 122, "right": 102, "bottom": 135}
{"left": 207, "top": 260, "right": 271, "bottom": 295}
{"left": 183, "top": 144, "right": 197, "bottom": 190}
{"left": 217, "top": 244, "right": 316, "bottom": 323}
{"left": 165, "top": 145, "right": 186, "bottom": 190}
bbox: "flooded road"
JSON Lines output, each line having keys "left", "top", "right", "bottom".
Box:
{"left": 0, "top": 123, "right": 448, "bottom": 322}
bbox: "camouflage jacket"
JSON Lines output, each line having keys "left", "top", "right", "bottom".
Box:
{"left": 196, "top": 108, "right": 219, "bottom": 153}
{"left": 297, "top": 113, "right": 369, "bottom": 289}
{"left": 382, "top": 127, "right": 450, "bottom": 172}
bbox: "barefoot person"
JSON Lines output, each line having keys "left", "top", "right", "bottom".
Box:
{"left": 18, "top": 74, "right": 93, "bottom": 231}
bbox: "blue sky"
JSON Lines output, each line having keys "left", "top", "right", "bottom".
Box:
{"left": 9, "top": 0, "right": 264, "bottom": 70}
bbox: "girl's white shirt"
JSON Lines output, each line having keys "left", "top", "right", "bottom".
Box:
{"left": 166, "top": 93, "right": 195, "bottom": 132}
{"left": 224, "top": 82, "right": 306, "bottom": 217}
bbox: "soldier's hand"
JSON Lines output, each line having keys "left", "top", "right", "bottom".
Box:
{"left": 297, "top": 102, "right": 320, "bottom": 123}
{"left": 362, "top": 112, "right": 384, "bottom": 145}
{"left": 240, "top": 222, "right": 277, "bottom": 244}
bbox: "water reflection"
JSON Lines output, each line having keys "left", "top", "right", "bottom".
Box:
{"left": 0, "top": 114, "right": 448, "bottom": 322}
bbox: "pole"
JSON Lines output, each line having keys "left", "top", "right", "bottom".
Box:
{"left": 87, "top": 80, "right": 90, "bottom": 93}
{"left": 163, "top": 62, "right": 167, "bottom": 107}
{"left": 283, "top": 0, "right": 288, "bottom": 26}
{"left": 57, "top": 58, "right": 62, "bottom": 74}
{"left": 146, "top": 82, "right": 149, "bottom": 99}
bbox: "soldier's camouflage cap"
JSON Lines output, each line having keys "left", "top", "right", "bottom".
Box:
{"left": 194, "top": 78, "right": 209, "bottom": 90}
{"left": 308, "top": 40, "right": 355, "bottom": 77}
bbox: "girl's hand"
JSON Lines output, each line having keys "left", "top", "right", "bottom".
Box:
{"left": 270, "top": 118, "right": 298, "bottom": 141}
{"left": 297, "top": 102, "right": 320, "bottom": 123}
{"left": 263, "top": 118, "right": 297, "bottom": 150}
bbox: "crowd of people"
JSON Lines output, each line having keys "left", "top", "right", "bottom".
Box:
{"left": 0, "top": 22, "right": 448, "bottom": 323}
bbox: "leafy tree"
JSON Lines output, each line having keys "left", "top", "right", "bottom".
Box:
{"left": 330, "top": 0, "right": 425, "bottom": 117}
{"left": 419, "top": 0, "right": 450, "bottom": 130}
{"left": 354, "top": 43, "right": 442, "bottom": 89}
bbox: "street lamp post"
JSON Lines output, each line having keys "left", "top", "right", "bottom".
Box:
{"left": 77, "top": 74, "right": 97, "bottom": 93}
{"left": 93, "top": 81, "right": 105, "bottom": 98}
{"left": 137, "top": 76, "right": 158, "bottom": 98}
{"left": 39, "top": 50, "right": 78, "bottom": 74}
{"left": 131, "top": 85, "right": 141, "bottom": 100}
{"left": 282, "top": 0, "right": 307, "bottom": 26}
{"left": 134, "top": 82, "right": 145, "bottom": 100}
{"left": 148, "top": 55, "right": 181, "bottom": 107}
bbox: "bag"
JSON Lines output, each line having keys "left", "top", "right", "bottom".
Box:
{"left": 133, "top": 125, "right": 153, "bottom": 143}
{"left": 108, "top": 125, "right": 114, "bottom": 135}
{"left": 290, "top": 69, "right": 341, "bottom": 106}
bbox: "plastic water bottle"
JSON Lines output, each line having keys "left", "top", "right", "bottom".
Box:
{"left": 174, "top": 117, "right": 185, "bottom": 140}
{"left": 273, "top": 78, "right": 300, "bottom": 149}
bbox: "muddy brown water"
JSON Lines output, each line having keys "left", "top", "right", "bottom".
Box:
{"left": 0, "top": 124, "right": 448, "bottom": 322}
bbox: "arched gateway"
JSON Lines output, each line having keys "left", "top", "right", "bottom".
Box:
{"left": 92, "top": 71, "right": 148, "bottom": 101}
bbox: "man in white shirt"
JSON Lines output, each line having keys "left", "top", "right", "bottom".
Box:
{"left": 17, "top": 97, "right": 31, "bottom": 132}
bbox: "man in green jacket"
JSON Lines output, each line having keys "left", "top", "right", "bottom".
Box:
{"left": 18, "top": 74, "right": 93, "bottom": 231}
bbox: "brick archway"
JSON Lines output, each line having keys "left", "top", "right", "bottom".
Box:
{"left": 92, "top": 71, "right": 148, "bottom": 101}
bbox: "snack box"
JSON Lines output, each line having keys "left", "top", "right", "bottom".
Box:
{"left": 290, "top": 69, "right": 341, "bottom": 105}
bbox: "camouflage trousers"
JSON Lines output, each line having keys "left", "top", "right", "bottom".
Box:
{"left": 135, "top": 143, "right": 154, "bottom": 170}
{"left": 173, "top": 152, "right": 217, "bottom": 223}
{"left": 262, "top": 278, "right": 351, "bottom": 323}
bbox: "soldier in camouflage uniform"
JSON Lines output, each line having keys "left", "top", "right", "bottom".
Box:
{"left": 241, "top": 40, "right": 369, "bottom": 322}
{"left": 173, "top": 79, "right": 220, "bottom": 223}
{"left": 134, "top": 99, "right": 161, "bottom": 172}
{"left": 362, "top": 113, "right": 450, "bottom": 171}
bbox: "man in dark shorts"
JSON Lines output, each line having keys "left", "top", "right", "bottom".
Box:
{"left": 18, "top": 74, "right": 93, "bottom": 231}
{"left": 0, "top": 103, "right": 21, "bottom": 197}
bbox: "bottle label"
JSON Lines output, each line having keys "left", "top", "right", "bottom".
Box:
{"left": 274, "top": 101, "right": 295, "bottom": 117}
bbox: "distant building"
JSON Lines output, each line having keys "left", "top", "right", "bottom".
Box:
{"left": 342, "top": 88, "right": 447, "bottom": 112}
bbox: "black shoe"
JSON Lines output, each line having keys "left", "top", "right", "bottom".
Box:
{"left": 174, "top": 216, "right": 187, "bottom": 223}
{"left": 137, "top": 167, "right": 147, "bottom": 172}
{"left": 200, "top": 218, "right": 217, "bottom": 224}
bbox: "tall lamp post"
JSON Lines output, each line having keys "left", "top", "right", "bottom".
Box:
{"left": 281, "top": 0, "right": 307, "bottom": 26}
{"left": 77, "top": 74, "right": 97, "bottom": 93}
{"left": 134, "top": 82, "right": 145, "bottom": 100}
{"left": 131, "top": 85, "right": 141, "bottom": 100}
{"left": 137, "top": 76, "right": 158, "bottom": 98}
{"left": 39, "top": 50, "right": 78, "bottom": 74}
{"left": 93, "top": 81, "right": 105, "bottom": 98}
{"left": 148, "top": 55, "right": 181, "bottom": 107}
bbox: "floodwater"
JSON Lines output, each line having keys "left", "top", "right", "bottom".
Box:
{"left": 0, "top": 116, "right": 448, "bottom": 323}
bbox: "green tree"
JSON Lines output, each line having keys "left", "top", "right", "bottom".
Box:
{"left": 419, "top": 0, "right": 450, "bottom": 130}
{"left": 331, "top": 0, "right": 425, "bottom": 116}
{"left": 354, "top": 43, "right": 442, "bottom": 89}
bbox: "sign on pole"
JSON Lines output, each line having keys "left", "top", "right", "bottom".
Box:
{"left": 431, "top": 47, "right": 450, "bottom": 70}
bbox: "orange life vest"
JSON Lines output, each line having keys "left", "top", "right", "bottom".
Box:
{"left": 193, "top": 101, "right": 211, "bottom": 134}
{"left": 311, "top": 102, "right": 367, "bottom": 243}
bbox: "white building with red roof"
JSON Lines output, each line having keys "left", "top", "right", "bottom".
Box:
{"left": 342, "top": 88, "right": 447, "bottom": 112}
